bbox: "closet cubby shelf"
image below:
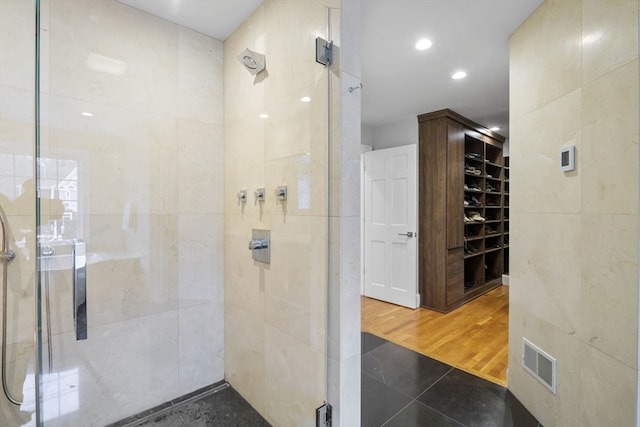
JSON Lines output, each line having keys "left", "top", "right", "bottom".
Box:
{"left": 419, "top": 108, "right": 506, "bottom": 312}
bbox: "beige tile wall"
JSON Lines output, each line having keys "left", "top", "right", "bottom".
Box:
{"left": 509, "top": 1, "right": 639, "bottom": 425}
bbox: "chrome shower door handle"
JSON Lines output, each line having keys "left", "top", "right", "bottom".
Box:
{"left": 72, "top": 240, "right": 87, "bottom": 341}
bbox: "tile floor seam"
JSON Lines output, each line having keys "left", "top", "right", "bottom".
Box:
{"left": 414, "top": 366, "right": 455, "bottom": 400}
{"left": 412, "top": 399, "right": 468, "bottom": 427}
{"left": 379, "top": 398, "right": 419, "bottom": 427}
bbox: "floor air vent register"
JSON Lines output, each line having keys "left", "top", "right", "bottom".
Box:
{"left": 522, "top": 338, "right": 557, "bottom": 394}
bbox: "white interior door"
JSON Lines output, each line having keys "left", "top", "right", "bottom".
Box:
{"left": 363, "top": 145, "right": 418, "bottom": 308}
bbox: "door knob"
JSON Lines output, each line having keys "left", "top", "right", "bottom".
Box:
{"left": 398, "top": 232, "right": 414, "bottom": 238}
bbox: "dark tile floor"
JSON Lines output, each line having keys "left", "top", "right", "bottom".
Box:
{"left": 107, "top": 382, "right": 270, "bottom": 427}
{"left": 361, "top": 332, "right": 542, "bottom": 427}
{"left": 111, "top": 334, "right": 541, "bottom": 427}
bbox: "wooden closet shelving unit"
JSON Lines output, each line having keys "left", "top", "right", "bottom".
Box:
{"left": 418, "top": 109, "right": 506, "bottom": 313}
{"left": 504, "top": 156, "right": 509, "bottom": 275}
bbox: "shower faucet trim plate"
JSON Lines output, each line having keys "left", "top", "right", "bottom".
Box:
{"left": 249, "top": 229, "right": 270, "bottom": 264}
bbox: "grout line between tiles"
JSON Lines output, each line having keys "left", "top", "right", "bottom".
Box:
{"left": 380, "top": 397, "right": 417, "bottom": 427}
{"left": 414, "top": 366, "right": 455, "bottom": 400}
{"left": 378, "top": 365, "right": 458, "bottom": 427}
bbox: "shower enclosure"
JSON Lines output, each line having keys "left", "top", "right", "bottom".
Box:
{"left": 0, "top": 0, "right": 335, "bottom": 425}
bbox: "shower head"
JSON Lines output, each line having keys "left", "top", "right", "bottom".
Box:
{"left": 237, "top": 48, "right": 266, "bottom": 75}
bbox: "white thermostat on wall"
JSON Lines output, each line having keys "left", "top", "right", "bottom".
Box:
{"left": 560, "top": 145, "right": 575, "bottom": 172}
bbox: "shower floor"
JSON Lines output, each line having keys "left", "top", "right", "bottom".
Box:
{"left": 108, "top": 382, "right": 270, "bottom": 427}
{"left": 110, "top": 332, "right": 541, "bottom": 426}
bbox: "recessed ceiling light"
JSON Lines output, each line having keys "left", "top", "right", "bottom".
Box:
{"left": 451, "top": 71, "right": 467, "bottom": 80}
{"left": 415, "top": 38, "right": 432, "bottom": 50}
{"left": 259, "top": 113, "right": 269, "bottom": 119}
{"left": 81, "top": 112, "right": 93, "bottom": 117}
{"left": 300, "top": 96, "right": 311, "bottom": 103}
{"left": 490, "top": 126, "right": 500, "bottom": 131}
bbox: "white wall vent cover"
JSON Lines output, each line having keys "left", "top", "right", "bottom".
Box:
{"left": 522, "top": 338, "right": 557, "bottom": 394}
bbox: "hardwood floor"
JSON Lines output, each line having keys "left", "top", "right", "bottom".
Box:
{"left": 361, "top": 285, "right": 509, "bottom": 386}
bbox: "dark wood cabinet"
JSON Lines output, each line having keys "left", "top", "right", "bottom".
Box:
{"left": 418, "top": 109, "right": 506, "bottom": 312}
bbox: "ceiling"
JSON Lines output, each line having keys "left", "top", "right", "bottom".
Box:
{"left": 116, "top": 0, "right": 263, "bottom": 41}
{"left": 361, "top": 0, "right": 543, "bottom": 137}
{"left": 117, "top": 0, "right": 543, "bottom": 138}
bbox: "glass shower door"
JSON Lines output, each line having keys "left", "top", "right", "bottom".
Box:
{"left": 0, "top": 0, "right": 39, "bottom": 425}
{"left": 34, "top": 0, "right": 227, "bottom": 425}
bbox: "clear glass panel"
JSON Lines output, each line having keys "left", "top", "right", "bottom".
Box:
{"left": 0, "top": 0, "right": 39, "bottom": 425}
{"left": 24, "top": 1, "right": 332, "bottom": 426}
{"left": 223, "top": 1, "right": 332, "bottom": 425}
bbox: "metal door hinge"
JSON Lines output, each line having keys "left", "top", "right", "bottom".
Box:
{"left": 316, "top": 402, "right": 332, "bottom": 427}
{"left": 316, "top": 37, "right": 333, "bottom": 66}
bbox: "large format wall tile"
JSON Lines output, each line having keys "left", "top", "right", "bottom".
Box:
{"left": 509, "top": 0, "right": 582, "bottom": 120}
{"left": 264, "top": 324, "right": 325, "bottom": 427}
{"left": 47, "top": 95, "right": 179, "bottom": 216}
{"left": 87, "top": 213, "right": 179, "bottom": 327}
{"left": 0, "top": 0, "right": 34, "bottom": 91}
{"left": 508, "top": 305, "right": 582, "bottom": 427}
{"left": 579, "top": 343, "right": 637, "bottom": 427}
{"left": 179, "top": 302, "right": 225, "bottom": 395}
{"left": 177, "top": 119, "right": 224, "bottom": 215}
{"left": 224, "top": 304, "right": 266, "bottom": 415}
{"left": 223, "top": 6, "right": 265, "bottom": 124}
{"left": 263, "top": 215, "right": 328, "bottom": 351}
{"left": 582, "top": 0, "right": 638, "bottom": 84}
{"left": 509, "top": 212, "right": 582, "bottom": 335}
{"left": 581, "top": 59, "right": 639, "bottom": 215}
{"left": 509, "top": 89, "right": 582, "bottom": 214}
{"left": 178, "top": 213, "right": 224, "bottom": 308}
{"left": 49, "top": 0, "right": 179, "bottom": 116}
{"left": 178, "top": 27, "right": 224, "bottom": 126}
{"left": 224, "top": 117, "right": 266, "bottom": 214}
{"left": 45, "top": 310, "right": 180, "bottom": 427}
{"left": 263, "top": 0, "right": 327, "bottom": 105}
{"left": 579, "top": 213, "right": 639, "bottom": 368}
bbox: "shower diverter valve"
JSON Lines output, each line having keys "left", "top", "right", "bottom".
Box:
{"left": 249, "top": 229, "right": 270, "bottom": 264}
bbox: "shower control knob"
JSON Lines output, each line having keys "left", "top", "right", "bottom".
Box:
{"left": 254, "top": 188, "right": 265, "bottom": 204}
{"left": 248, "top": 239, "right": 269, "bottom": 250}
{"left": 275, "top": 186, "right": 287, "bottom": 203}
{"left": 237, "top": 190, "right": 247, "bottom": 204}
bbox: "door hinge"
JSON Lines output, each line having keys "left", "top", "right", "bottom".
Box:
{"left": 316, "top": 37, "right": 333, "bottom": 66}
{"left": 316, "top": 402, "right": 332, "bottom": 427}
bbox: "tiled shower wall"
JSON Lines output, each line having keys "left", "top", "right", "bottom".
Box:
{"left": 509, "top": 0, "right": 639, "bottom": 425}
{"left": 223, "top": 1, "right": 337, "bottom": 426}
{"left": 0, "top": 0, "right": 225, "bottom": 425}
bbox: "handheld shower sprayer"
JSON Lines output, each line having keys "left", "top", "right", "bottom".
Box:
{"left": 0, "top": 203, "right": 20, "bottom": 405}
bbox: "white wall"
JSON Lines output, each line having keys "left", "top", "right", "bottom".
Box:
{"left": 370, "top": 116, "right": 418, "bottom": 150}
